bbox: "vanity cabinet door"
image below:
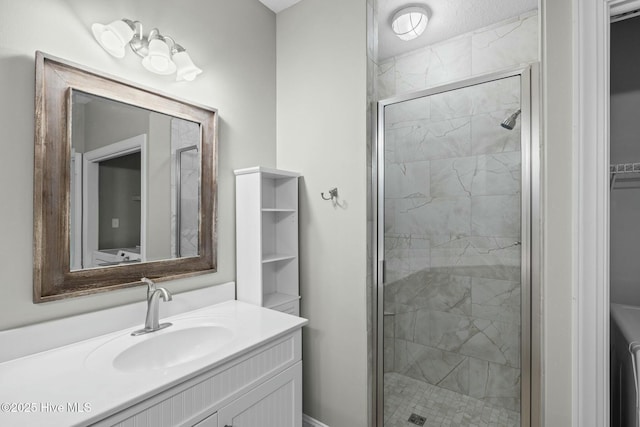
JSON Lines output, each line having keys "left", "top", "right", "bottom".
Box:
{"left": 193, "top": 412, "right": 218, "bottom": 427}
{"left": 218, "top": 362, "right": 301, "bottom": 427}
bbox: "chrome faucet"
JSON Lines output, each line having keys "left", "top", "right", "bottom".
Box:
{"left": 132, "top": 277, "right": 173, "bottom": 336}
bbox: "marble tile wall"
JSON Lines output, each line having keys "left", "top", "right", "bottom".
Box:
{"left": 170, "top": 119, "right": 200, "bottom": 258}
{"left": 377, "top": 11, "right": 538, "bottom": 99}
{"left": 375, "top": 8, "right": 537, "bottom": 416}
{"left": 383, "top": 75, "right": 523, "bottom": 413}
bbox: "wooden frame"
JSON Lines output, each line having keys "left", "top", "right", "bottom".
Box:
{"left": 33, "top": 51, "right": 218, "bottom": 303}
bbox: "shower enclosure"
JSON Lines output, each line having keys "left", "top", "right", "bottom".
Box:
{"left": 375, "top": 67, "right": 537, "bottom": 426}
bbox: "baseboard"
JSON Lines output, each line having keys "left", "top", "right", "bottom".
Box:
{"left": 303, "top": 413, "right": 330, "bottom": 427}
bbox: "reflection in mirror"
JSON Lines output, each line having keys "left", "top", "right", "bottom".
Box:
{"left": 69, "top": 91, "right": 201, "bottom": 270}
{"left": 33, "top": 52, "right": 217, "bottom": 302}
{"left": 174, "top": 144, "right": 200, "bottom": 258}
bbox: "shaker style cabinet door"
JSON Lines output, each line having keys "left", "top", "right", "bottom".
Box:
{"left": 218, "top": 362, "right": 302, "bottom": 427}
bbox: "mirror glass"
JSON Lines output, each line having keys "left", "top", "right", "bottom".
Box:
{"left": 69, "top": 91, "right": 200, "bottom": 270}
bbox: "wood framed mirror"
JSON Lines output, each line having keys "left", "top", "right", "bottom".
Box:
{"left": 33, "top": 52, "right": 218, "bottom": 302}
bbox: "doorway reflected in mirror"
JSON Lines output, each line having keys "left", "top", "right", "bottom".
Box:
{"left": 69, "top": 90, "right": 201, "bottom": 271}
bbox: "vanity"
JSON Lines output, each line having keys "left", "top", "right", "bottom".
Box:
{"left": 7, "top": 49, "right": 309, "bottom": 426}
{"left": 0, "top": 285, "right": 307, "bottom": 427}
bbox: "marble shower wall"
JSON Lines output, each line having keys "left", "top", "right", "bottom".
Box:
{"left": 383, "top": 75, "right": 523, "bottom": 412}
{"left": 378, "top": 10, "right": 538, "bottom": 414}
{"left": 377, "top": 11, "right": 538, "bottom": 100}
{"left": 170, "top": 119, "right": 200, "bottom": 258}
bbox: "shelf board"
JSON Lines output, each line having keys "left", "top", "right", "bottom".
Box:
{"left": 262, "top": 254, "right": 297, "bottom": 263}
{"left": 264, "top": 292, "right": 300, "bottom": 309}
{"left": 262, "top": 208, "right": 296, "bottom": 212}
{"left": 234, "top": 166, "right": 301, "bottom": 178}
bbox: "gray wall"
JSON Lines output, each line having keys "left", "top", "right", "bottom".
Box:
{"left": 610, "top": 16, "right": 640, "bottom": 306}
{"left": 276, "top": 0, "right": 369, "bottom": 425}
{"left": 83, "top": 99, "right": 150, "bottom": 152}
{"left": 98, "top": 152, "right": 142, "bottom": 249}
{"left": 0, "top": 0, "right": 276, "bottom": 330}
{"left": 540, "top": 0, "right": 573, "bottom": 424}
{"left": 146, "top": 113, "right": 173, "bottom": 261}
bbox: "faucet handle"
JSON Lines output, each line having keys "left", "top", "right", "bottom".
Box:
{"left": 141, "top": 277, "right": 156, "bottom": 300}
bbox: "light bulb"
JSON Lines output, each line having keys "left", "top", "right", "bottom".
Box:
{"left": 91, "top": 20, "right": 135, "bottom": 58}
{"left": 150, "top": 55, "right": 169, "bottom": 72}
{"left": 392, "top": 7, "right": 429, "bottom": 41}
{"left": 141, "top": 39, "right": 176, "bottom": 75}
{"left": 173, "top": 51, "right": 202, "bottom": 81}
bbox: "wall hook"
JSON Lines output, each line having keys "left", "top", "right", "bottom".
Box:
{"left": 321, "top": 187, "right": 338, "bottom": 201}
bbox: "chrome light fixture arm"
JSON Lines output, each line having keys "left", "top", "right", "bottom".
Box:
{"left": 92, "top": 18, "right": 202, "bottom": 81}
{"left": 128, "top": 21, "right": 152, "bottom": 58}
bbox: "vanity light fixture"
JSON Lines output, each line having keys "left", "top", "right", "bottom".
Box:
{"left": 91, "top": 19, "right": 202, "bottom": 81}
{"left": 391, "top": 6, "right": 429, "bottom": 41}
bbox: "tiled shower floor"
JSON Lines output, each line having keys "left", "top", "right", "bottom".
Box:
{"left": 384, "top": 373, "right": 520, "bottom": 427}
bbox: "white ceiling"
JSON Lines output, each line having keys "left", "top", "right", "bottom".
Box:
{"left": 258, "top": 0, "right": 537, "bottom": 60}
{"left": 258, "top": 0, "right": 302, "bottom": 13}
{"left": 378, "top": 0, "right": 537, "bottom": 59}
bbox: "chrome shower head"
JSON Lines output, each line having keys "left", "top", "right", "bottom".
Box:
{"left": 500, "top": 109, "right": 521, "bottom": 130}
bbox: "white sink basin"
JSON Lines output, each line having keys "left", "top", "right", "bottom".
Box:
{"left": 85, "top": 318, "right": 235, "bottom": 373}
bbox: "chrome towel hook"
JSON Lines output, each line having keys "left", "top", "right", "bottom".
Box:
{"left": 321, "top": 187, "right": 338, "bottom": 201}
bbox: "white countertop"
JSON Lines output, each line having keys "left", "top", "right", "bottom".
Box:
{"left": 0, "top": 301, "right": 307, "bottom": 426}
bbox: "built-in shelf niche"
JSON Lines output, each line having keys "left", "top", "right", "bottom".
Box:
{"left": 261, "top": 174, "right": 297, "bottom": 210}
{"left": 261, "top": 210, "right": 296, "bottom": 262}
{"left": 235, "top": 166, "right": 301, "bottom": 316}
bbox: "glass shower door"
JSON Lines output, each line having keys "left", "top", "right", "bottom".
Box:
{"left": 379, "top": 73, "right": 528, "bottom": 427}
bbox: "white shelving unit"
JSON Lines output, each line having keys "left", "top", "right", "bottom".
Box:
{"left": 235, "top": 167, "right": 301, "bottom": 316}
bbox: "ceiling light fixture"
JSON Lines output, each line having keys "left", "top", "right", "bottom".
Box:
{"left": 91, "top": 19, "right": 202, "bottom": 82}
{"left": 391, "top": 6, "right": 429, "bottom": 41}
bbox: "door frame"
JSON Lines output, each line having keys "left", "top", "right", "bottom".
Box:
{"left": 573, "top": 1, "right": 640, "bottom": 426}
{"left": 81, "top": 134, "right": 148, "bottom": 267}
{"left": 373, "top": 65, "right": 541, "bottom": 426}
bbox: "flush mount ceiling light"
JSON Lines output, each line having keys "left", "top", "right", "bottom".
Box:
{"left": 391, "top": 6, "right": 429, "bottom": 41}
{"left": 91, "top": 19, "right": 202, "bottom": 82}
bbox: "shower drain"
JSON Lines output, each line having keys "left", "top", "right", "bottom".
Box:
{"left": 408, "top": 413, "right": 426, "bottom": 426}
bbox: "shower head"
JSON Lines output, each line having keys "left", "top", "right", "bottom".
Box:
{"left": 500, "top": 109, "right": 521, "bottom": 130}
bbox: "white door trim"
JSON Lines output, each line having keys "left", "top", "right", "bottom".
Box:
{"left": 573, "top": 1, "right": 640, "bottom": 426}
{"left": 82, "top": 134, "right": 148, "bottom": 267}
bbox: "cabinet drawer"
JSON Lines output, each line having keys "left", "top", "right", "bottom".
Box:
{"left": 270, "top": 300, "right": 299, "bottom": 316}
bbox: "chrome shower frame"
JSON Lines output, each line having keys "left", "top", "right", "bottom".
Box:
{"left": 174, "top": 144, "right": 199, "bottom": 258}
{"left": 372, "top": 64, "right": 541, "bottom": 427}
